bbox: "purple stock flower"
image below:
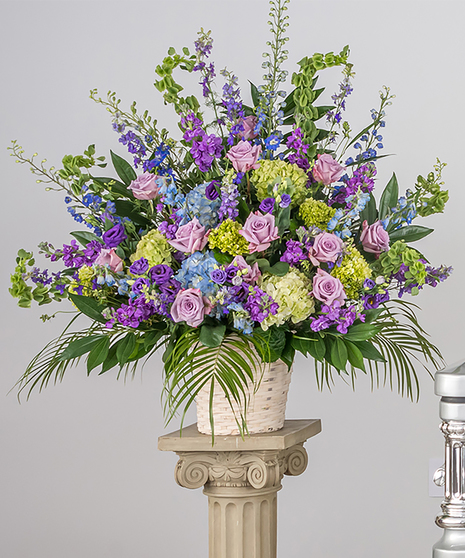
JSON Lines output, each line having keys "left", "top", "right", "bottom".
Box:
{"left": 103, "top": 224, "right": 127, "bottom": 248}
{"left": 259, "top": 197, "right": 275, "bottom": 214}
{"left": 244, "top": 286, "right": 278, "bottom": 323}
{"left": 129, "top": 258, "right": 149, "bottom": 276}
{"left": 83, "top": 240, "right": 102, "bottom": 264}
{"left": 149, "top": 264, "right": 173, "bottom": 285}
{"left": 62, "top": 240, "right": 87, "bottom": 268}
{"left": 280, "top": 240, "right": 306, "bottom": 266}
{"left": 310, "top": 302, "right": 359, "bottom": 334}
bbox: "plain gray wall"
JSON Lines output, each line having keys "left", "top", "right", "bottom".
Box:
{"left": 1, "top": 1, "right": 464, "bottom": 556}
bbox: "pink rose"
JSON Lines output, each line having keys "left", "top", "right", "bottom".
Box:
{"left": 308, "top": 232, "right": 344, "bottom": 266}
{"left": 312, "top": 268, "right": 346, "bottom": 306}
{"left": 168, "top": 217, "right": 208, "bottom": 254}
{"left": 312, "top": 154, "right": 346, "bottom": 185}
{"left": 237, "top": 115, "right": 258, "bottom": 141}
{"left": 360, "top": 220, "right": 390, "bottom": 258}
{"left": 94, "top": 248, "right": 124, "bottom": 272}
{"left": 225, "top": 140, "right": 262, "bottom": 173}
{"left": 239, "top": 211, "right": 279, "bottom": 253}
{"left": 171, "top": 288, "right": 209, "bottom": 327}
{"left": 128, "top": 172, "right": 162, "bottom": 200}
{"left": 231, "top": 255, "right": 261, "bottom": 284}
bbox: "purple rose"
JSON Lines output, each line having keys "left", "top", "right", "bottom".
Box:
{"left": 210, "top": 268, "right": 227, "bottom": 284}
{"left": 312, "top": 268, "right": 346, "bottom": 305}
{"left": 168, "top": 217, "right": 208, "bottom": 254}
{"left": 132, "top": 277, "right": 150, "bottom": 296}
{"left": 312, "top": 154, "right": 346, "bottom": 185}
{"left": 205, "top": 181, "right": 219, "bottom": 201}
{"left": 103, "top": 224, "right": 127, "bottom": 248}
{"left": 360, "top": 220, "right": 390, "bottom": 258}
{"left": 129, "top": 258, "right": 149, "bottom": 276}
{"left": 239, "top": 211, "right": 279, "bottom": 253}
{"left": 170, "top": 288, "right": 209, "bottom": 327}
{"left": 128, "top": 172, "right": 162, "bottom": 200}
{"left": 279, "top": 194, "right": 291, "bottom": 208}
{"left": 149, "top": 264, "right": 173, "bottom": 285}
{"left": 259, "top": 197, "right": 275, "bottom": 214}
{"left": 225, "top": 140, "right": 262, "bottom": 173}
{"left": 308, "top": 232, "right": 343, "bottom": 266}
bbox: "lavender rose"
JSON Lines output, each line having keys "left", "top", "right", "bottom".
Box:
{"left": 168, "top": 217, "right": 208, "bottom": 254}
{"left": 225, "top": 140, "right": 261, "bottom": 173}
{"left": 308, "top": 232, "right": 343, "bottom": 266}
{"left": 312, "top": 154, "right": 346, "bottom": 185}
{"left": 205, "top": 181, "right": 219, "bottom": 201}
{"left": 210, "top": 268, "right": 227, "bottom": 284}
{"left": 94, "top": 248, "right": 124, "bottom": 272}
{"left": 360, "top": 220, "right": 390, "bottom": 257}
{"left": 259, "top": 197, "right": 275, "bottom": 214}
{"left": 128, "top": 172, "right": 162, "bottom": 200}
{"left": 170, "top": 288, "right": 209, "bottom": 327}
{"left": 239, "top": 211, "right": 279, "bottom": 253}
{"left": 148, "top": 264, "right": 173, "bottom": 285}
{"left": 237, "top": 115, "right": 258, "bottom": 141}
{"left": 103, "top": 224, "right": 127, "bottom": 248}
{"left": 231, "top": 256, "right": 261, "bottom": 284}
{"left": 129, "top": 258, "right": 149, "bottom": 276}
{"left": 312, "top": 268, "right": 346, "bottom": 305}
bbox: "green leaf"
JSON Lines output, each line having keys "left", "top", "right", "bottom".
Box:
{"left": 87, "top": 336, "right": 110, "bottom": 374}
{"left": 345, "top": 340, "right": 365, "bottom": 371}
{"left": 389, "top": 225, "right": 434, "bottom": 243}
{"left": 68, "top": 292, "right": 107, "bottom": 324}
{"left": 249, "top": 81, "right": 260, "bottom": 107}
{"left": 307, "top": 336, "right": 326, "bottom": 361}
{"left": 100, "top": 343, "right": 119, "bottom": 374}
{"left": 199, "top": 324, "right": 226, "bottom": 348}
{"left": 110, "top": 151, "right": 137, "bottom": 186}
{"left": 291, "top": 336, "right": 314, "bottom": 357}
{"left": 70, "top": 231, "right": 104, "bottom": 247}
{"left": 359, "top": 193, "right": 377, "bottom": 226}
{"left": 315, "top": 105, "right": 334, "bottom": 120}
{"left": 59, "top": 335, "right": 105, "bottom": 361}
{"left": 256, "top": 259, "right": 289, "bottom": 277}
{"left": 93, "top": 176, "right": 134, "bottom": 199}
{"left": 353, "top": 340, "right": 386, "bottom": 362}
{"left": 281, "top": 334, "right": 295, "bottom": 370}
{"left": 213, "top": 250, "right": 233, "bottom": 265}
{"left": 253, "top": 326, "right": 286, "bottom": 363}
{"left": 116, "top": 332, "right": 137, "bottom": 366}
{"left": 379, "top": 173, "right": 399, "bottom": 219}
{"left": 363, "top": 308, "right": 384, "bottom": 323}
{"left": 343, "top": 323, "right": 381, "bottom": 342}
{"left": 330, "top": 337, "right": 348, "bottom": 370}
{"left": 114, "top": 200, "right": 151, "bottom": 226}
{"left": 276, "top": 206, "right": 290, "bottom": 236}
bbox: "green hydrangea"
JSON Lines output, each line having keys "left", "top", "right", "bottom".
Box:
{"left": 208, "top": 219, "right": 249, "bottom": 256}
{"left": 331, "top": 244, "right": 371, "bottom": 299}
{"left": 260, "top": 269, "right": 315, "bottom": 330}
{"left": 373, "top": 240, "right": 426, "bottom": 294}
{"left": 252, "top": 159, "right": 308, "bottom": 207}
{"left": 299, "top": 198, "right": 336, "bottom": 230}
{"left": 131, "top": 229, "right": 172, "bottom": 267}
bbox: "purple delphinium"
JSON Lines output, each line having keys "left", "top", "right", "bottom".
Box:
{"left": 30, "top": 268, "right": 53, "bottom": 286}
{"left": 218, "top": 182, "right": 240, "bottom": 222}
{"left": 331, "top": 163, "right": 376, "bottom": 207}
{"left": 83, "top": 240, "right": 103, "bottom": 264}
{"left": 244, "top": 287, "right": 278, "bottom": 323}
{"left": 280, "top": 240, "right": 306, "bottom": 266}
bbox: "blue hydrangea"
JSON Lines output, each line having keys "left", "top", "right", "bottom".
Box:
{"left": 174, "top": 251, "right": 219, "bottom": 296}
{"left": 184, "top": 183, "right": 221, "bottom": 229}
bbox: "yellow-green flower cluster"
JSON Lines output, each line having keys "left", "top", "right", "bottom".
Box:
{"left": 69, "top": 266, "right": 95, "bottom": 297}
{"left": 208, "top": 219, "right": 249, "bottom": 256}
{"left": 260, "top": 269, "right": 315, "bottom": 330}
{"left": 131, "top": 229, "right": 172, "bottom": 267}
{"left": 252, "top": 160, "right": 308, "bottom": 207}
{"left": 331, "top": 244, "right": 371, "bottom": 299}
{"left": 299, "top": 198, "right": 336, "bottom": 230}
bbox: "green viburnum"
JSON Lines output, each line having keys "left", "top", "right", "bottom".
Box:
{"left": 299, "top": 197, "right": 336, "bottom": 230}
{"left": 372, "top": 240, "right": 426, "bottom": 295}
{"left": 331, "top": 243, "right": 371, "bottom": 299}
{"left": 208, "top": 219, "right": 249, "bottom": 256}
{"left": 259, "top": 269, "right": 315, "bottom": 330}
{"left": 252, "top": 159, "right": 308, "bottom": 207}
{"left": 131, "top": 230, "right": 172, "bottom": 267}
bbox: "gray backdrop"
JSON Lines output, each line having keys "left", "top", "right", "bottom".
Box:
{"left": 1, "top": 1, "right": 464, "bottom": 556}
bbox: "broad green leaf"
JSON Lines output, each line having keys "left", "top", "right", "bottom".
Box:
{"left": 281, "top": 334, "right": 295, "bottom": 370}
{"left": 253, "top": 326, "right": 286, "bottom": 363}
{"left": 93, "top": 176, "right": 134, "bottom": 199}
{"left": 59, "top": 335, "right": 105, "bottom": 361}
{"left": 359, "top": 193, "right": 377, "bottom": 226}
{"left": 114, "top": 200, "right": 151, "bottom": 226}
{"left": 276, "top": 206, "right": 291, "bottom": 236}
{"left": 116, "top": 332, "right": 137, "bottom": 366}
{"left": 330, "top": 337, "right": 348, "bottom": 370}
{"left": 199, "top": 324, "right": 226, "bottom": 348}
{"left": 345, "top": 340, "right": 365, "bottom": 371}
{"left": 110, "top": 150, "right": 137, "bottom": 186}
{"left": 257, "top": 259, "right": 289, "bottom": 277}
{"left": 68, "top": 292, "right": 107, "bottom": 324}
{"left": 213, "top": 250, "right": 233, "bottom": 265}
{"left": 344, "top": 323, "right": 381, "bottom": 342}
{"left": 315, "top": 105, "right": 334, "bottom": 120}
{"left": 249, "top": 81, "right": 260, "bottom": 108}
{"left": 291, "top": 336, "right": 315, "bottom": 356}
{"left": 307, "top": 336, "right": 326, "bottom": 361}
{"left": 100, "top": 343, "right": 119, "bottom": 374}
{"left": 389, "top": 225, "right": 434, "bottom": 243}
{"left": 70, "top": 230, "right": 104, "bottom": 247}
{"left": 87, "top": 336, "right": 110, "bottom": 374}
{"left": 353, "top": 340, "right": 386, "bottom": 362}
{"left": 379, "top": 173, "right": 399, "bottom": 219}
{"left": 143, "top": 330, "right": 165, "bottom": 351}
{"left": 363, "top": 308, "right": 385, "bottom": 324}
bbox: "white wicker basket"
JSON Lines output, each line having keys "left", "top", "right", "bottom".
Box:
{"left": 196, "top": 357, "right": 292, "bottom": 436}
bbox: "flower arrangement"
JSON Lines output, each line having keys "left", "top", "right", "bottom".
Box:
{"left": 9, "top": 0, "right": 451, "bottom": 432}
